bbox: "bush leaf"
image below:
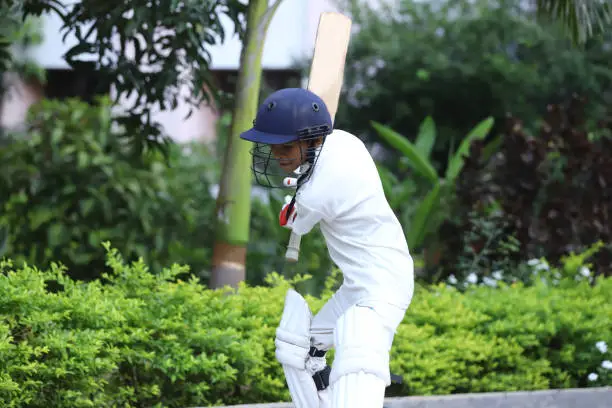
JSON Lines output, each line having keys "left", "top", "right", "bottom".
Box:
{"left": 407, "top": 182, "right": 441, "bottom": 249}
{"left": 445, "top": 116, "right": 494, "bottom": 182}
{"left": 371, "top": 120, "right": 438, "bottom": 184}
{"left": 415, "top": 116, "right": 436, "bottom": 158}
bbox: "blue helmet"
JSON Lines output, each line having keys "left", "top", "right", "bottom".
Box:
{"left": 241, "top": 88, "right": 333, "bottom": 188}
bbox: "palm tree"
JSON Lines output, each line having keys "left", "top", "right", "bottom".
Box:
{"left": 535, "top": 0, "right": 612, "bottom": 44}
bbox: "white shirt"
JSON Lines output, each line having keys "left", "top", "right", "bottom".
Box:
{"left": 292, "top": 129, "right": 414, "bottom": 308}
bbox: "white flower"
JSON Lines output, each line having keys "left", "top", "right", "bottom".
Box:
{"left": 602, "top": 360, "right": 612, "bottom": 370}
{"left": 366, "top": 65, "right": 378, "bottom": 78}
{"left": 528, "top": 258, "right": 549, "bottom": 272}
{"left": 596, "top": 341, "right": 608, "bottom": 353}
{"left": 580, "top": 266, "right": 591, "bottom": 277}
{"left": 588, "top": 372, "right": 598, "bottom": 381}
{"left": 492, "top": 270, "right": 503, "bottom": 280}
{"left": 483, "top": 277, "right": 497, "bottom": 287}
{"left": 448, "top": 274, "right": 458, "bottom": 285}
{"left": 466, "top": 273, "right": 478, "bottom": 284}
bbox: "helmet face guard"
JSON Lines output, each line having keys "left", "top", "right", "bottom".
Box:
{"left": 240, "top": 88, "right": 333, "bottom": 189}
{"left": 250, "top": 125, "right": 330, "bottom": 189}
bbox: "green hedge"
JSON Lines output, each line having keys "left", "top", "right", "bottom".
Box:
{"left": 0, "top": 244, "right": 610, "bottom": 407}
{"left": 0, "top": 97, "right": 216, "bottom": 282}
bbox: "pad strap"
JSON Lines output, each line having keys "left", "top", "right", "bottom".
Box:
{"left": 308, "top": 347, "right": 331, "bottom": 391}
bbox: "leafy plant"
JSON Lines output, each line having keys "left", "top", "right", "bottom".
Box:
{"left": 0, "top": 246, "right": 609, "bottom": 407}
{"left": 0, "top": 97, "right": 217, "bottom": 281}
{"left": 441, "top": 94, "right": 612, "bottom": 278}
{"left": 0, "top": 2, "right": 45, "bottom": 144}
{"left": 371, "top": 116, "right": 495, "bottom": 250}
{"left": 439, "top": 210, "right": 525, "bottom": 286}
{"left": 0, "top": 4, "right": 45, "bottom": 83}
{"left": 535, "top": 0, "right": 612, "bottom": 44}
{"left": 22, "top": 0, "right": 247, "bottom": 155}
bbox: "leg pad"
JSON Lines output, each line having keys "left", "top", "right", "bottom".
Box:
{"left": 329, "top": 304, "right": 394, "bottom": 408}
{"left": 274, "top": 289, "right": 319, "bottom": 408}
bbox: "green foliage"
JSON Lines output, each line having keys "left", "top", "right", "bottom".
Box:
{"left": 586, "top": 338, "right": 612, "bottom": 386}
{"left": 444, "top": 117, "right": 495, "bottom": 181}
{"left": 0, "top": 97, "right": 216, "bottom": 281}
{"left": 371, "top": 116, "right": 494, "bottom": 250}
{"left": 0, "top": 4, "right": 45, "bottom": 83}
{"left": 335, "top": 0, "right": 612, "bottom": 173}
{"left": 0, "top": 1, "right": 45, "bottom": 144}
{"left": 0, "top": 247, "right": 609, "bottom": 407}
{"left": 372, "top": 120, "right": 438, "bottom": 184}
{"left": 443, "top": 238, "right": 604, "bottom": 290}
{"left": 0, "top": 244, "right": 322, "bottom": 407}
{"left": 559, "top": 241, "right": 605, "bottom": 281}
{"left": 441, "top": 95, "right": 612, "bottom": 280}
{"left": 22, "top": 0, "right": 247, "bottom": 154}
{"left": 397, "top": 253, "right": 612, "bottom": 392}
{"left": 441, "top": 210, "right": 526, "bottom": 285}
{"left": 535, "top": 0, "right": 612, "bottom": 44}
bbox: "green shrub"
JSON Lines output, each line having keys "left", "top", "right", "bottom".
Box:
{"left": 0, "top": 95, "right": 333, "bottom": 288}
{"left": 395, "top": 275, "right": 612, "bottom": 393}
{"left": 0, "top": 246, "right": 610, "bottom": 407}
{"left": 0, "top": 97, "right": 216, "bottom": 281}
{"left": 0, "top": 243, "right": 292, "bottom": 407}
{"left": 440, "top": 95, "right": 612, "bottom": 282}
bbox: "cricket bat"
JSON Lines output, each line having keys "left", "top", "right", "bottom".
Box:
{"left": 285, "top": 12, "right": 352, "bottom": 262}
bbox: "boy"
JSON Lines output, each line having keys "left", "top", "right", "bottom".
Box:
{"left": 240, "top": 88, "right": 414, "bottom": 408}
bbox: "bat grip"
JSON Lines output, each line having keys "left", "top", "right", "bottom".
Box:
{"left": 285, "top": 231, "right": 301, "bottom": 262}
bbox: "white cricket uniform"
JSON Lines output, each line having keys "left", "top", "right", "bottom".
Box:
{"left": 291, "top": 129, "right": 414, "bottom": 350}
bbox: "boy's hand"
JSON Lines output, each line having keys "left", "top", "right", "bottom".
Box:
{"left": 279, "top": 201, "right": 297, "bottom": 229}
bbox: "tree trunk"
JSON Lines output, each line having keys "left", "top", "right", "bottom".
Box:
{"left": 209, "top": 0, "right": 283, "bottom": 289}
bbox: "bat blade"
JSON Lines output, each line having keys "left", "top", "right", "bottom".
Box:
{"left": 285, "top": 12, "right": 352, "bottom": 263}
{"left": 306, "top": 12, "right": 352, "bottom": 121}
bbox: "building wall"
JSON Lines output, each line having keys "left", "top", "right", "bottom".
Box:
{"left": 1, "top": 0, "right": 349, "bottom": 143}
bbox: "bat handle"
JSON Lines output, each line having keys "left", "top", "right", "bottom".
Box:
{"left": 285, "top": 231, "right": 301, "bottom": 262}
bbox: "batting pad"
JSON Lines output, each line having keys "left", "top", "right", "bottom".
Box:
{"left": 329, "top": 304, "right": 392, "bottom": 408}
{"left": 274, "top": 289, "right": 320, "bottom": 408}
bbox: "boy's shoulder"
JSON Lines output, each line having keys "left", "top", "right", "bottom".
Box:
{"left": 322, "top": 129, "right": 369, "bottom": 158}
{"left": 298, "top": 128, "right": 383, "bottom": 218}
{"left": 300, "top": 129, "right": 376, "bottom": 193}
{"left": 326, "top": 128, "right": 364, "bottom": 146}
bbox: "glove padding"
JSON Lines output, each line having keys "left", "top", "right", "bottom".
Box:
{"left": 279, "top": 200, "right": 297, "bottom": 229}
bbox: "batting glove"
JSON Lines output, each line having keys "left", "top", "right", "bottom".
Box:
{"left": 279, "top": 199, "right": 297, "bottom": 229}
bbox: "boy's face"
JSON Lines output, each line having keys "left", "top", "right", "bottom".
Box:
{"left": 270, "top": 140, "right": 314, "bottom": 173}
